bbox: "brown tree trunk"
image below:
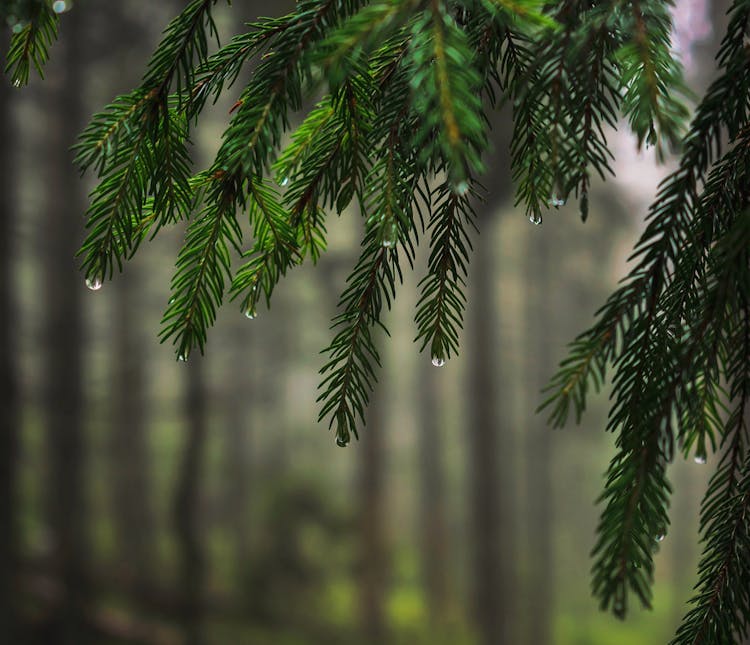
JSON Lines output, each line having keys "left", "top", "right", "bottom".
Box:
{"left": 42, "top": 8, "right": 90, "bottom": 643}
{"left": 0, "top": 59, "right": 20, "bottom": 645}
{"left": 173, "top": 356, "right": 209, "bottom": 645}
{"left": 418, "top": 365, "right": 450, "bottom": 623}
{"left": 358, "top": 374, "right": 388, "bottom": 643}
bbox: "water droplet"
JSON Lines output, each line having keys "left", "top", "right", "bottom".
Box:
{"left": 453, "top": 180, "right": 469, "bottom": 196}
{"left": 12, "top": 78, "right": 21, "bottom": 87}
{"left": 431, "top": 356, "right": 446, "bottom": 367}
{"left": 85, "top": 276, "right": 102, "bottom": 291}
{"left": 52, "top": 1, "right": 68, "bottom": 13}
{"left": 279, "top": 176, "right": 289, "bottom": 187}
{"left": 168, "top": 297, "right": 176, "bottom": 305}
{"left": 177, "top": 352, "right": 189, "bottom": 363}
{"left": 656, "top": 533, "right": 666, "bottom": 543}
{"left": 380, "top": 221, "right": 398, "bottom": 248}
{"left": 694, "top": 454, "right": 706, "bottom": 464}
{"left": 548, "top": 194, "right": 566, "bottom": 207}
{"left": 12, "top": 23, "right": 23, "bottom": 34}
{"left": 244, "top": 307, "right": 257, "bottom": 320}
{"left": 529, "top": 212, "right": 542, "bottom": 226}
{"left": 335, "top": 427, "right": 350, "bottom": 447}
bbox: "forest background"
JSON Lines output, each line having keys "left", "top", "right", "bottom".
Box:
{"left": 0, "top": 1, "right": 738, "bottom": 644}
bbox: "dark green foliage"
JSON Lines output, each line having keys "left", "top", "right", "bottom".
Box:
{"left": 414, "top": 182, "right": 477, "bottom": 364}
{"left": 4, "top": 0, "right": 59, "bottom": 87}
{"left": 540, "top": 1, "right": 750, "bottom": 641}
{"left": 4, "top": 1, "right": 750, "bottom": 642}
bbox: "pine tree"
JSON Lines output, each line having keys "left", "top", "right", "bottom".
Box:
{"left": 4, "top": 1, "right": 750, "bottom": 642}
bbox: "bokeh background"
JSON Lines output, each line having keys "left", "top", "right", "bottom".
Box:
{"left": 0, "top": 1, "right": 735, "bottom": 644}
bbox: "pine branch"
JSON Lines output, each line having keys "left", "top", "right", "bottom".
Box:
{"left": 160, "top": 176, "right": 242, "bottom": 359}
{"left": 215, "top": 0, "right": 360, "bottom": 178}
{"left": 186, "top": 13, "right": 293, "bottom": 119}
{"left": 542, "top": 0, "right": 750, "bottom": 430}
{"left": 317, "top": 126, "right": 421, "bottom": 446}
{"left": 150, "top": 104, "right": 193, "bottom": 225}
{"left": 229, "top": 179, "right": 304, "bottom": 319}
{"left": 408, "top": 1, "right": 487, "bottom": 185}
{"left": 76, "top": 100, "right": 154, "bottom": 281}
{"left": 75, "top": 0, "right": 226, "bottom": 285}
{"left": 316, "top": 0, "right": 417, "bottom": 81}
{"left": 590, "top": 125, "right": 750, "bottom": 618}
{"left": 476, "top": 0, "right": 558, "bottom": 30}
{"left": 544, "top": 4, "right": 750, "bottom": 620}
{"left": 617, "top": 0, "right": 690, "bottom": 157}
{"left": 141, "top": 0, "right": 220, "bottom": 103}
{"left": 671, "top": 368, "right": 750, "bottom": 643}
{"left": 317, "top": 235, "right": 394, "bottom": 447}
{"left": 414, "top": 181, "right": 476, "bottom": 365}
{"left": 4, "top": 0, "right": 58, "bottom": 86}
{"left": 505, "top": 1, "right": 620, "bottom": 223}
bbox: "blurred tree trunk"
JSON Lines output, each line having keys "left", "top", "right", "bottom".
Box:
{"left": 466, "top": 109, "right": 515, "bottom": 645}
{"left": 99, "top": 0, "right": 155, "bottom": 595}
{"left": 42, "top": 8, "right": 90, "bottom": 643}
{"left": 524, "top": 228, "right": 554, "bottom": 645}
{"left": 110, "top": 270, "right": 155, "bottom": 589}
{"left": 466, "top": 228, "right": 512, "bottom": 645}
{"left": 418, "top": 366, "right": 450, "bottom": 623}
{"left": 173, "top": 358, "right": 208, "bottom": 645}
{"left": 267, "top": 303, "right": 291, "bottom": 470}
{"left": 358, "top": 372, "right": 388, "bottom": 643}
{"left": 0, "top": 65, "right": 20, "bottom": 644}
{"left": 222, "top": 329, "right": 252, "bottom": 572}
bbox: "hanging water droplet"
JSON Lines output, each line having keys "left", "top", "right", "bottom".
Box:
{"left": 177, "top": 352, "right": 189, "bottom": 363}
{"left": 453, "top": 180, "right": 469, "bottom": 196}
{"left": 381, "top": 232, "right": 397, "bottom": 248}
{"left": 335, "top": 428, "right": 350, "bottom": 447}
{"left": 380, "top": 221, "right": 398, "bottom": 248}
{"left": 656, "top": 533, "right": 666, "bottom": 543}
{"left": 694, "top": 454, "right": 707, "bottom": 464}
{"left": 279, "top": 176, "right": 289, "bottom": 187}
{"left": 244, "top": 307, "right": 257, "bottom": 320}
{"left": 168, "top": 297, "right": 176, "bottom": 305}
{"left": 431, "top": 356, "right": 446, "bottom": 367}
{"left": 12, "top": 78, "right": 21, "bottom": 87}
{"left": 85, "top": 276, "right": 103, "bottom": 291}
{"left": 52, "top": 1, "right": 68, "bottom": 13}
{"left": 529, "top": 212, "right": 542, "bottom": 226}
{"left": 548, "top": 194, "right": 566, "bottom": 207}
